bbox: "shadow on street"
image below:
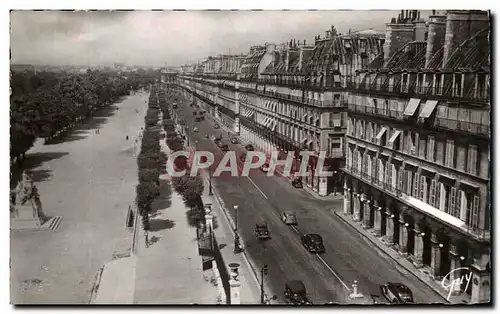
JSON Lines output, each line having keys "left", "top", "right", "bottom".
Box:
{"left": 10, "top": 151, "right": 69, "bottom": 189}
{"left": 149, "top": 218, "right": 175, "bottom": 232}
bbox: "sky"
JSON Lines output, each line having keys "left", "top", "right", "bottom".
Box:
{"left": 10, "top": 10, "right": 432, "bottom": 67}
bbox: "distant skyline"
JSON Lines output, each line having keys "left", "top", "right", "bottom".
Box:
{"left": 11, "top": 10, "right": 432, "bottom": 67}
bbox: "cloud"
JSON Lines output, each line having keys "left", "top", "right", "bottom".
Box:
{"left": 10, "top": 10, "right": 431, "bottom": 66}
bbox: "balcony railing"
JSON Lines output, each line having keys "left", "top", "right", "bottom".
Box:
{"left": 347, "top": 82, "right": 490, "bottom": 103}
{"left": 435, "top": 117, "right": 489, "bottom": 136}
{"left": 348, "top": 104, "right": 404, "bottom": 120}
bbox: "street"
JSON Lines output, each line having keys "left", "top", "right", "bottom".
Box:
{"left": 172, "top": 91, "right": 447, "bottom": 304}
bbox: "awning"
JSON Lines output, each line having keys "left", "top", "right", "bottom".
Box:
{"left": 375, "top": 127, "right": 388, "bottom": 140}
{"left": 419, "top": 100, "right": 439, "bottom": 119}
{"left": 379, "top": 153, "right": 390, "bottom": 159}
{"left": 388, "top": 130, "right": 402, "bottom": 147}
{"left": 357, "top": 144, "right": 366, "bottom": 150}
{"left": 392, "top": 157, "right": 404, "bottom": 164}
{"left": 403, "top": 98, "right": 421, "bottom": 116}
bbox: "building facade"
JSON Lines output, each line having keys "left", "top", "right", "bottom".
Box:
{"left": 342, "top": 10, "right": 490, "bottom": 303}
{"left": 175, "top": 28, "right": 384, "bottom": 195}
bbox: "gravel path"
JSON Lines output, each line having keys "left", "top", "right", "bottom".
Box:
{"left": 10, "top": 90, "right": 149, "bottom": 304}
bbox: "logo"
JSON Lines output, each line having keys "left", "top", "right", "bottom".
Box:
{"left": 441, "top": 267, "right": 472, "bottom": 301}
{"left": 165, "top": 150, "right": 334, "bottom": 178}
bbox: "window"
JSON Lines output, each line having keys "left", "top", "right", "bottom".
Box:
{"left": 471, "top": 195, "right": 480, "bottom": 229}
{"left": 429, "top": 180, "right": 437, "bottom": 207}
{"left": 367, "top": 155, "right": 372, "bottom": 176}
{"left": 419, "top": 175, "right": 427, "bottom": 201}
{"left": 357, "top": 150, "right": 362, "bottom": 170}
{"left": 397, "top": 168, "right": 404, "bottom": 191}
{"left": 445, "top": 140, "right": 455, "bottom": 168}
{"left": 450, "top": 188, "right": 462, "bottom": 219}
{"left": 436, "top": 182, "right": 442, "bottom": 210}
{"left": 413, "top": 173, "right": 420, "bottom": 198}
{"left": 386, "top": 163, "right": 393, "bottom": 188}
{"left": 372, "top": 157, "right": 377, "bottom": 179}
{"left": 467, "top": 144, "right": 478, "bottom": 175}
{"left": 427, "top": 135, "right": 435, "bottom": 161}
{"left": 408, "top": 131, "right": 419, "bottom": 155}
{"left": 379, "top": 160, "right": 385, "bottom": 184}
{"left": 330, "top": 113, "right": 342, "bottom": 128}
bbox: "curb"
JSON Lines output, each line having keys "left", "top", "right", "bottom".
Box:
{"left": 88, "top": 265, "right": 105, "bottom": 304}
{"left": 332, "top": 211, "right": 451, "bottom": 304}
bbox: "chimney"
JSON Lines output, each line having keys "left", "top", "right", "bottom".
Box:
{"left": 298, "top": 46, "right": 314, "bottom": 72}
{"left": 424, "top": 14, "right": 446, "bottom": 67}
{"left": 326, "top": 31, "right": 331, "bottom": 38}
{"left": 443, "top": 10, "right": 490, "bottom": 65}
{"left": 285, "top": 49, "right": 290, "bottom": 72}
{"left": 413, "top": 11, "right": 427, "bottom": 41}
{"left": 304, "top": 39, "right": 306, "bottom": 45}
{"left": 383, "top": 14, "right": 415, "bottom": 66}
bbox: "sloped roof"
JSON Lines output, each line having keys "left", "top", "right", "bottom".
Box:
{"left": 303, "top": 33, "right": 384, "bottom": 73}
{"left": 443, "top": 27, "right": 490, "bottom": 71}
{"left": 385, "top": 41, "right": 427, "bottom": 69}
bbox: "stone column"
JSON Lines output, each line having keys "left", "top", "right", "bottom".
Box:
{"left": 384, "top": 209, "right": 395, "bottom": 244}
{"left": 398, "top": 213, "right": 408, "bottom": 255}
{"left": 352, "top": 190, "right": 361, "bottom": 222}
{"left": 229, "top": 263, "right": 241, "bottom": 304}
{"left": 413, "top": 221, "right": 424, "bottom": 268}
{"left": 373, "top": 200, "right": 382, "bottom": 237}
{"left": 343, "top": 183, "right": 351, "bottom": 216}
{"left": 470, "top": 251, "right": 490, "bottom": 304}
{"left": 430, "top": 232, "right": 442, "bottom": 279}
{"left": 229, "top": 280, "right": 241, "bottom": 304}
{"left": 362, "top": 197, "right": 372, "bottom": 229}
{"left": 448, "top": 240, "right": 463, "bottom": 296}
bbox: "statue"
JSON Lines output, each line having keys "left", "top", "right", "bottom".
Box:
{"left": 11, "top": 171, "right": 43, "bottom": 227}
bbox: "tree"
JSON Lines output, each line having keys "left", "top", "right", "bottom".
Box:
{"left": 139, "top": 168, "right": 160, "bottom": 184}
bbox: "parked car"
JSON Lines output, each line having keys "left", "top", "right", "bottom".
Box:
{"left": 172, "top": 104, "right": 178, "bottom": 109}
{"left": 280, "top": 211, "right": 298, "bottom": 225}
{"left": 193, "top": 127, "right": 199, "bottom": 132}
{"left": 284, "top": 280, "right": 312, "bottom": 305}
{"left": 245, "top": 144, "right": 255, "bottom": 151}
{"left": 301, "top": 234, "right": 325, "bottom": 253}
{"left": 380, "top": 283, "right": 414, "bottom": 304}
{"left": 231, "top": 137, "right": 239, "bottom": 144}
{"left": 292, "top": 178, "right": 303, "bottom": 188}
{"left": 214, "top": 123, "right": 220, "bottom": 129}
{"left": 260, "top": 163, "right": 270, "bottom": 172}
{"left": 255, "top": 220, "right": 271, "bottom": 240}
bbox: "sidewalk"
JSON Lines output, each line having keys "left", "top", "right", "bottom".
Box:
{"left": 132, "top": 122, "right": 219, "bottom": 304}
{"left": 199, "top": 170, "right": 272, "bottom": 304}
{"left": 330, "top": 207, "right": 468, "bottom": 304}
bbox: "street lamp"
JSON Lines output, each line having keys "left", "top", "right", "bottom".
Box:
{"left": 233, "top": 205, "right": 239, "bottom": 231}
{"left": 233, "top": 205, "right": 242, "bottom": 253}
{"left": 185, "top": 127, "right": 190, "bottom": 146}
{"left": 260, "top": 265, "right": 268, "bottom": 304}
{"left": 209, "top": 164, "right": 213, "bottom": 196}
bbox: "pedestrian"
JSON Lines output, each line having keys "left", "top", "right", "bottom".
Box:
{"left": 126, "top": 135, "right": 129, "bottom": 140}
{"left": 145, "top": 230, "right": 149, "bottom": 248}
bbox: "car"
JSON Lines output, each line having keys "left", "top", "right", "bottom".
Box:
{"left": 245, "top": 144, "right": 254, "bottom": 151}
{"left": 204, "top": 134, "right": 209, "bottom": 139}
{"left": 301, "top": 234, "right": 325, "bottom": 254}
{"left": 380, "top": 283, "right": 414, "bottom": 304}
{"left": 230, "top": 137, "right": 239, "bottom": 144}
{"left": 284, "top": 280, "right": 312, "bottom": 305}
{"left": 291, "top": 178, "right": 303, "bottom": 188}
{"left": 260, "top": 163, "right": 270, "bottom": 172}
{"left": 193, "top": 127, "right": 199, "bottom": 132}
{"left": 214, "top": 123, "right": 220, "bottom": 129}
{"left": 172, "top": 104, "right": 178, "bottom": 109}
{"left": 280, "top": 211, "right": 297, "bottom": 225}
{"left": 255, "top": 220, "right": 271, "bottom": 240}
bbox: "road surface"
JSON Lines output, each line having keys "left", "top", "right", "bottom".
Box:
{"left": 170, "top": 89, "right": 447, "bottom": 305}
